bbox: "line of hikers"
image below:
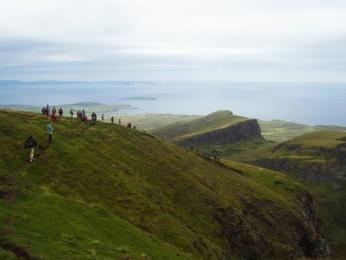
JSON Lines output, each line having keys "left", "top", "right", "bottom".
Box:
{"left": 41, "top": 105, "right": 63, "bottom": 122}
{"left": 25, "top": 105, "right": 136, "bottom": 162}
{"left": 73, "top": 109, "right": 135, "bottom": 129}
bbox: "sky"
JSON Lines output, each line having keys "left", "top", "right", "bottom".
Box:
{"left": 0, "top": 0, "right": 346, "bottom": 81}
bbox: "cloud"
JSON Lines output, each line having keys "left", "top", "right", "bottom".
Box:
{"left": 0, "top": 0, "right": 345, "bottom": 81}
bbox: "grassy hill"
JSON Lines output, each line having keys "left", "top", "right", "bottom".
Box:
{"left": 152, "top": 111, "right": 248, "bottom": 142}
{"left": 0, "top": 110, "right": 329, "bottom": 259}
{"left": 152, "top": 111, "right": 266, "bottom": 160}
{"left": 255, "top": 131, "right": 346, "bottom": 257}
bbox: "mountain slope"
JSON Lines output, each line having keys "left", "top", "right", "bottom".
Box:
{"left": 0, "top": 110, "right": 328, "bottom": 259}
{"left": 255, "top": 131, "right": 346, "bottom": 256}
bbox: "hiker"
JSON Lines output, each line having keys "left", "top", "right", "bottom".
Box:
{"left": 118, "top": 118, "right": 121, "bottom": 125}
{"left": 127, "top": 122, "right": 132, "bottom": 129}
{"left": 76, "top": 110, "right": 81, "bottom": 119}
{"left": 82, "top": 114, "right": 88, "bottom": 125}
{"left": 91, "top": 112, "right": 97, "bottom": 124}
{"left": 70, "top": 108, "right": 74, "bottom": 118}
{"left": 24, "top": 135, "right": 38, "bottom": 162}
{"left": 111, "top": 116, "right": 114, "bottom": 124}
{"left": 51, "top": 112, "right": 57, "bottom": 122}
{"left": 47, "top": 122, "right": 54, "bottom": 144}
{"left": 41, "top": 107, "right": 45, "bottom": 115}
{"left": 101, "top": 114, "right": 104, "bottom": 121}
{"left": 82, "top": 109, "right": 86, "bottom": 116}
{"left": 52, "top": 106, "right": 57, "bottom": 115}
{"left": 45, "top": 105, "right": 50, "bottom": 117}
{"left": 58, "top": 107, "right": 63, "bottom": 117}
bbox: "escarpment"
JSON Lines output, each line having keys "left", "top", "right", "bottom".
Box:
{"left": 216, "top": 191, "right": 330, "bottom": 259}
{"left": 179, "top": 119, "right": 263, "bottom": 147}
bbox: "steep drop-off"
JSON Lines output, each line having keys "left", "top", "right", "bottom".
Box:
{"left": 179, "top": 119, "right": 262, "bottom": 147}
{"left": 255, "top": 131, "right": 346, "bottom": 256}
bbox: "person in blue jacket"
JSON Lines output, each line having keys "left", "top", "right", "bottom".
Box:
{"left": 47, "top": 122, "right": 54, "bottom": 144}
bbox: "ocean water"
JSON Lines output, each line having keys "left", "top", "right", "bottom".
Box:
{"left": 1, "top": 80, "right": 346, "bottom": 126}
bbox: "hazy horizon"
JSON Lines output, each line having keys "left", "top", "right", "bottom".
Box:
{"left": 1, "top": 80, "right": 346, "bottom": 126}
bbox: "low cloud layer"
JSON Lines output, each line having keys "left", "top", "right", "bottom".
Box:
{"left": 0, "top": 0, "right": 345, "bottom": 81}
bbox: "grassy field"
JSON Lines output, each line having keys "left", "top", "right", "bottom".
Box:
{"left": 259, "top": 120, "right": 346, "bottom": 143}
{"left": 258, "top": 119, "right": 316, "bottom": 142}
{"left": 0, "top": 110, "right": 326, "bottom": 259}
{"left": 107, "top": 113, "right": 201, "bottom": 131}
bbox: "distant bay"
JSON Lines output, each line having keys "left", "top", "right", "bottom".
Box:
{"left": 1, "top": 80, "right": 346, "bottom": 126}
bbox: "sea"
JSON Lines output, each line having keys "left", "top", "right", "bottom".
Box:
{"left": 1, "top": 80, "right": 346, "bottom": 126}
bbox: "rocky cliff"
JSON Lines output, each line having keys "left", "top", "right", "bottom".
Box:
{"left": 216, "top": 191, "right": 330, "bottom": 259}
{"left": 179, "top": 119, "right": 263, "bottom": 147}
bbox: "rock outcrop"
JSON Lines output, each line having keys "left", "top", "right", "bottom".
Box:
{"left": 180, "top": 119, "right": 263, "bottom": 147}
{"left": 216, "top": 191, "right": 330, "bottom": 259}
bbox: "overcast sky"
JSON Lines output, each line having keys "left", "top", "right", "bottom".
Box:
{"left": 0, "top": 0, "right": 346, "bottom": 81}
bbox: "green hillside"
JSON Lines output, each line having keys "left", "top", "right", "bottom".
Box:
{"left": 255, "top": 131, "right": 346, "bottom": 257}
{"left": 0, "top": 110, "right": 328, "bottom": 259}
{"left": 152, "top": 110, "right": 248, "bottom": 142}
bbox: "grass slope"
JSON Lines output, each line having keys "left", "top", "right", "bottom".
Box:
{"left": 0, "top": 110, "right": 325, "bottom": 259}
{"left": 196, "top": 139, "right": 276, "bottom": 163}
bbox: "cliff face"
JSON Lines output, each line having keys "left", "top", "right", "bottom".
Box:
{"left": 216, "top": 191, "right": 330, "bottom": 259}
{"left": 180, "top": 119, "right": 263, "bottom": 147}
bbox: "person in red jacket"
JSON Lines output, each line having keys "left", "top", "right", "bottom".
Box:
{"left": 51, "top": 112, "right": 57, "bottom": 122}
{"left": 82, "top": 114, "right": 88, "bottom": 125}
